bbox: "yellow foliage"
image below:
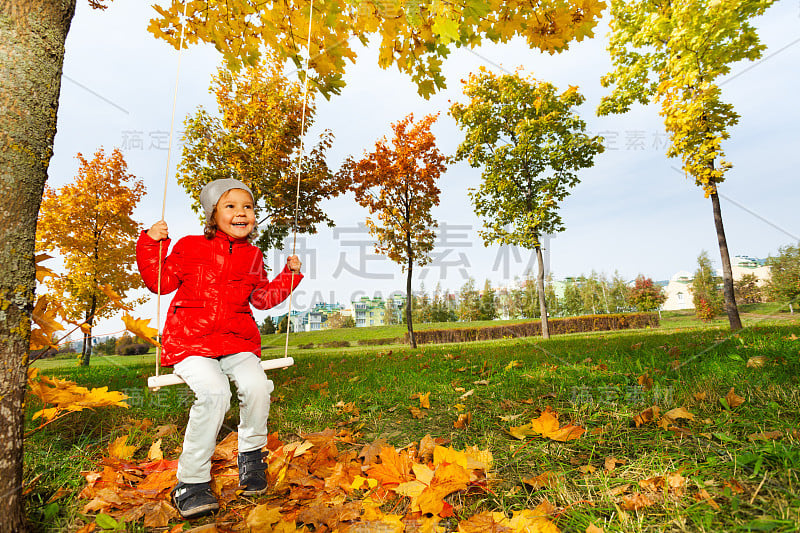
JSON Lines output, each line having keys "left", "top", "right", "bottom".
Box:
{"left": 27, "top": 368, "right": 128, "bottom": 424}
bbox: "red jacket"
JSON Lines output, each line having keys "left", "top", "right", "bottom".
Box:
{"left": 136, "top": 231, "right": 302, "bottom": 366}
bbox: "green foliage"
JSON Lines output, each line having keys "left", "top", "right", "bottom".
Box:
{"left": 629, "top": 275, "right": 667, "bottom": 312}
{"left": 562, "top": 281, "right": 583, "bottom": 317}
{"left": 94, "top": 337, "right": 117, "bottom": 356}
{"left": 450, "top": 69, "right": 604, "bottom": 249}
{"left": 458, "top": 278, "right": 481, "bottom": 322}
{"left": 766, "top": 243, "right": 800, "bottom": 310}
{"left": 260, "top": 317, "right": 276, "bottom": 335}
{"left": 277, "top": 315, "right": 290, "bottom": 334}
{"left": 478, "top": 279, "right": 498, "bottom": 321}
{"left": 692, "top": 251, "right": 724, "bottom": 319}
{"left": 598, "top": 0, "right": 776, "bottom": 193}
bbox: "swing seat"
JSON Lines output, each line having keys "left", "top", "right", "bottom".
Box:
{"left": 147, "top": 357, "right": 294, "bottom": 390}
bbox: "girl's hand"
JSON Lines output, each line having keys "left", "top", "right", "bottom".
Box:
{"left": 147, "top": 220, "right": 169, "bottom": 241}
{"left": 287, "top": 255, "right": 301, "bottom": 273}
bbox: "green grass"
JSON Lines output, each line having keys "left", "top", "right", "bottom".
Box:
{"left": 25, "top": 313, "right": 800, "bottom": 531}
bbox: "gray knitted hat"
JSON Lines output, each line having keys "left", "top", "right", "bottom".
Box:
{"left": 199, "top": 178, "right": 254, "bottom": 220}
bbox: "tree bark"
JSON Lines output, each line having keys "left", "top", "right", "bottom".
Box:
{"left": 406, "top": 257, "right": 416, "bottom": 349}
{"left": 710, "top": 189, "right": 743, "bottom": 330}
{"left": 535, "top": 243, "right": 550, "bottom": 339}
{"left": 0, "top": 1, "right": 76, "bottom": 529}
{"left": 81, "top": 297, "right": 96, "bottom": 366}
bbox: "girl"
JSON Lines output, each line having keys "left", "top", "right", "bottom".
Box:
{"left": 137, "top": 178, "right": 302, "bottom": 519}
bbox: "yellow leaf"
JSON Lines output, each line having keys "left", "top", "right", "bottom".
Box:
{"left": 35, "top": 253, "right": 55, "bottom": 283}
{"left": 147, "top": 439, "right": 163, "bottom": 461}
{"left": 100, "top": 284, "right": 133, "bottom": 311}
{"left": 122, "top": 313, "right": 159, "bottom": 346}
{"left": 419, "top": 392, "right": 431, "bottom": 409}
{"left": 108, "top": 435, "right": 138, "bottom": 460}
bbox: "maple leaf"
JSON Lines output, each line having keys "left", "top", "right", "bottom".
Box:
{"left": 633, "top": 406, "right": 660, "bottom": 427}
{"left": 108, "top": 435, "right": 138, "bottom": 461}
{"left": 100, "top": 284, "right": 133, "bottom": 311}
{"left": 509, "top": 407, "right": 584, "bottom": 441}
{"left": 35, "top": 253, "right": 55, "bottom": 283}
{"left": 122, "top": 313, "right": 159, "bottom": 346}
{"left": 366, "top": 446, "right": 415, "bottom": 489}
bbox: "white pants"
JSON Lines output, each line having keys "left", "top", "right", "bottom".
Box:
{"left": 173, "top": 352, "right": 274, "bottom": 484}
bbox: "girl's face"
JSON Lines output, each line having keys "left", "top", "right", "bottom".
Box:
{"left": 214, "top": 188, "right": 255, "bottom": 239}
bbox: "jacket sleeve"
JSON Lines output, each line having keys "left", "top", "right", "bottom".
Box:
{"left": 136, "top": 231, "right": 181, "bottom": 295}
{"left": 250, "top": 263, "right": 303, "bottom": 310}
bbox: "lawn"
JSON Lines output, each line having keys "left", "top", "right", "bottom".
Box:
{"left": 25, "top": 311, "right": 800, "bottom": 531}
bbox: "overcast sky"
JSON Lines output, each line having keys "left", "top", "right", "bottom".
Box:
{"left": 49, "top": 1, "right": 800, "bottom": 337}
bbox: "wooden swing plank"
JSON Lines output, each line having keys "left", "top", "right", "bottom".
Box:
{"left": 147, "top": 357, "right": 294, "bottom": 390}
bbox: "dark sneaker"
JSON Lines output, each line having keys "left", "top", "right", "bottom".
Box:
{"left": 238, "top": 449, "right": 268, "bottom": 495}
{"left": 170, "top": 482, "right": 219, "bottom": 519}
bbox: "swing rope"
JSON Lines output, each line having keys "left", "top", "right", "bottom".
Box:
{"left": 284, "top": 0, "right": 315, "bottom": 352}
{"left": 153, "top": 0, "right": 314, "bottom": 382}
{"left": 155, "top": 0, "right": 189, "bottom": 379}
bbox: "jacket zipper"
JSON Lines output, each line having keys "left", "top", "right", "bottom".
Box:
{"left": 229, "top": 240, "right": 233, "bottom": 254}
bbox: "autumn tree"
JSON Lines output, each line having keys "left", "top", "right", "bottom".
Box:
{"left": 734, "top": 273, "right": 763, "bottom": 305}
{"left": 178, "top": 60, "right": 346, "bottom": 251}
{"left": 478, "top": 279, "right": 498, "bottom": 321}
{"left": 342, "top": 114, "right": 446, "bottom": 348}
{"left": 766, "top": 243, "right": 800, "bottom": 313}
{"left": 450, "top": 70, "right": 604, "bottom": 339}
{"left": 692, "top": 251, "right": 724, "bottom": 321}
{"left": 1, "top": 0, "right": 604, "bottom": 525}
{"left": 36, "top": 148, "right": 145, "bottom": 366}
{"left": 597, "top": 0, "right": 777, "bottom": 330}
{"left": 326, "top": 312, "right": 355, "bottom": 329}
{"left": 629, "top": 275, "right": 666, "bottom": 312}
{"left": 150, "top": 0, "right": 605, "bottom": 99}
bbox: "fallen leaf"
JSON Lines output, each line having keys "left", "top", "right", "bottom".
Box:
{"left": 108, "top": 435, "right": 138, "bottom": 461}
{"left": 725, "top": 388, "right": 745, "bottom": 409}
{"left": 578, "top": 465, "right": 597, "bottom": 474}
{"left": 410, "top": 407, "right": 426, "bottom": 419}
{"left": 694, "top": 488, "right": 720, "bottom": 510}
{"left": 620, "top": 492, "right": 655, "bottom": 511}
{"left": 637, "top": 373, "right": 653, "bottom": 390}
{"left": 633, "top": 406, "right": 660, "bottom": 427}
{"left": 694, "top": 392, "right": 707, "bottom": 401}
{"left": 522, "top": 471, "right": 557, "bottom": 490}
{"left": 604, "top": 457, "right": 626, "bottom": 473}
{"left": 459, "top": 389, "right": 475, "bottom": 400}
{"left": 747, "top": 430, "right": 783, "bottom": 441}
{"left": 147, "top": 439, "right": 163, "bottom": 461}
{"left": 586, "top": 524, "right": 605, "bottom": 533}
{"left": 746, "top": 356, "right": 767, "bottom": 368}
{"left": 724, "top": 478, "right": 745, "bottom": 494}
{"left": 454, "top": 413, "right": 472, "bottom": 429}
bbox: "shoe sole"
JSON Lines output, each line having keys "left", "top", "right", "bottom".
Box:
{"left": 239, "top": 486, "right": 269, "bottom": 496}
{"left": 172, "top": 498, "right": 219, "bottom": 519}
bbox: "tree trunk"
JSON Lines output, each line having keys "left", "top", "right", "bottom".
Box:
{"left": 81, "top": 298, "right": 97, "bottom": 366}
{"left": 710, "top": 189, "right": 743, "bottom": 330}
{"left": 406, "top": 258, "right": 416, "bottom": 348}
{"left": 0, "top": 1, "right": 76, "bottom": 529}
{"left": 535, "top": 243, "right": 550, "bottom": 339}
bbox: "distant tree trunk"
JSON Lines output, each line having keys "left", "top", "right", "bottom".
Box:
{"left": 406, "top": 256, "right": 416, "bottom": 348}
{"left": 535, "top": 242, "right": 550, "bottom": 339}
{"left": 81, "top": 297, "right": 97, "bottom": 366}
{"left": 710, "top": 188, "right": 743, "bottom": 330}
{"left": 0, "top": 1, "right": 77, "bottom": 529}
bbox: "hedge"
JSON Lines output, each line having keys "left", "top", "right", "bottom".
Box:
{"left": 404, "top": 313, "right": 659, "bottom": 345}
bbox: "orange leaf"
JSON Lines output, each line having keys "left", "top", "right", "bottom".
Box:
{"left": 725, "top": 388, "right": 745, "bottom": 409}
{"left": 365, "top": 446, "right": 415, "bottom": 488}
{"left": 454, "top": 412, "right": 472, "bottom": 429}
{"left": 509, "top": 406, "right": 584, "bottom": 441}
{"left": 147, "top": 439, "right": 163, "bottom": 461}
{"left": 620, "top": 492, "right": 655, "bottom": 511}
